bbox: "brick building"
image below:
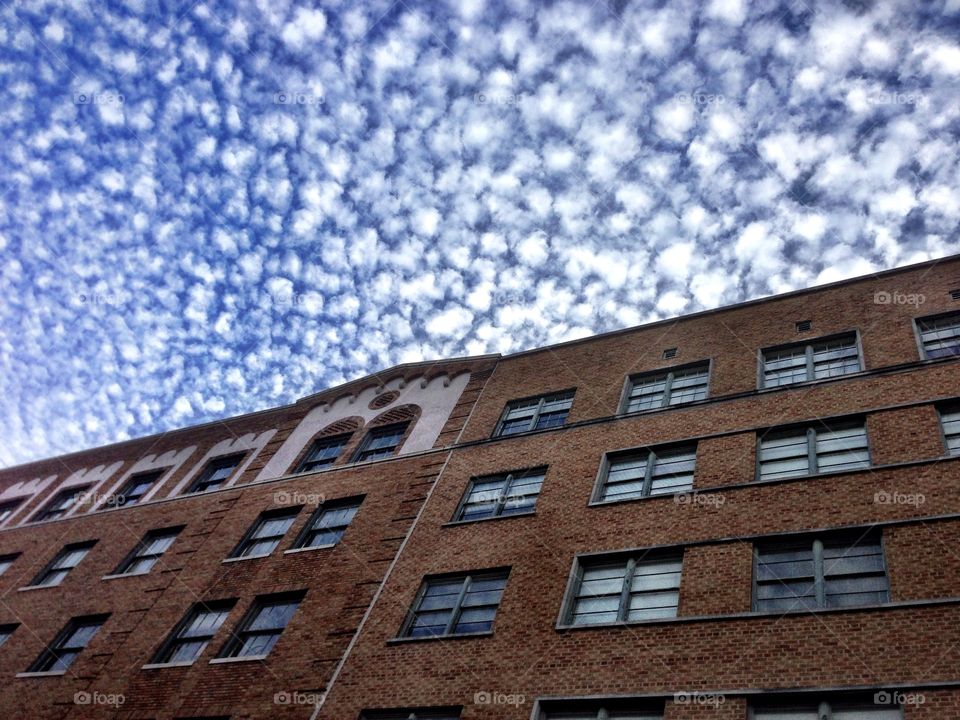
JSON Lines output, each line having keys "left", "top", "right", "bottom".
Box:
{"left": 0, "top": 255, "right": 958, "bottom": 720}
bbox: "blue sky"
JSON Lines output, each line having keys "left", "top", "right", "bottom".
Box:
{"left": 1, "top": 0, "right": 959, "bottom": 467}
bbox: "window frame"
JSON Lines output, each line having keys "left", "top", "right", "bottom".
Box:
{"left": 0, "top": 552, "right": 20, "bottom": 576}
{"left": 32, "top": 485, "right": 92, "bottom": 522}
{"left": 27, "top": 614, "right": 108, "bottom": 674}
{"left": 757, "top": 331, "right": 864, "bottom": 390}
{"left": 110, "top": 468, "right": 167, "bottom": 508}
{"left": 29, "top": 540, "right": 96, "bottom": 587}
{"left": 359, "top": 709, "right": 463, "bottom": 720}
{"left": 937, "top": 402, "right": 960, "bottom": 456}
{"left": 289, "top": 496, "right": 363, "bottom": 551}
{"left": 752, "top": 531, "right": 890, "bottom": 613}
{"left": 293, "top": 433, "right": 353, "bottom": 473}
{"left": 215, "top": 590, "right": 305, "bottom": 660}
{"left": 914, "top": 310, "right": 960, "bottom": 360}
{"left": 748, "top": 698, "right": 904, "bottom": 719}
{"left": 0, "top": 623, "right": 18, "bottom": 647}
{"left": 450, "top": 467, "right": 547, "bottom": 523}
{"left": 229, "top": 507, "right": 301, "bottom": 559}
{"left": 591, "top": 442, "right": 697, "bottom": 505}
{"left": 755, "top": 417, "right": 871, "bottom": 482}
{"left": 186, "top": 453, "right": 246, "bottom": 494}
{"left": 151, "top": 599, "right": 236, "bottom": 666}
{"left": 0, "top": 498, "right": 24, "bottom": 524}
{"left": 534, "top": 698, "right": 664, "bottom": 719}
{"left": 493, "top": 389, "right": 576, "bottom": 438}
{"left": 351, "top": 423, "right": 410, "bottom": 463}
{"left": 398, "top": 568, "right": 510, "bottom": 640}
{"left": 618, "top": 360, "right": 712, "bottom": 415}
{"left": 112, "top": 526, "right": 183, "bottom": 576}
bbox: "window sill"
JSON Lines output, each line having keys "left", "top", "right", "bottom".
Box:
{"left": 18, "top": 584, "right": 56, "bottom": 592}
{"left": 588, "top": 490, "right": 693, "bottom": 508}
{"left": 387, "top": 630, "right": 494, "bottom": 645}
{"left": 16, "top": 670, "right": 66, "bottom": 678}
{"left": 141, "top": 660, "right": 196, "bottom": 669}
{"left": 756, "top": 369, "right": 868, "bottom": 393}
{"left": 442, "top": 511, "right": 536, "bottom": 527}
{"left": 102, "top": 571, "right": 148, "bottom": 580}
{"left": 283, "top": 544, "right": 336, "bottom": 555}
{"left": 222, "top": 553, "right": 271, "bottom": 564}
{"left": 209, "top": 655, "right": 268, "bottom": 664}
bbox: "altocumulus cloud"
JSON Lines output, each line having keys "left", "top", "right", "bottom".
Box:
{"left": 1, "top": 0, "right": 959, "bottom": 466}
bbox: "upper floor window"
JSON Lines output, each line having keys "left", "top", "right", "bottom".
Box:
{"left": 230, "top": 508, "right": 300, "bottom": 559}
{"left": 352, "top": 423, "right": 408, "bottom": 462}
{"left": 401, "top": 569, "right": 509, "bottom": 638}
{"left": 754, "top": 533, "right": 888, "bottom": 612}
{"left": 114, "top": 527, "right": 182, "bottom": 576}
{"left": 939, "top": 404, "right": 960, "bottom": 455}
{"left": 622, "top": 362, "right": 709, "bottom": 413}
{"left": 153, "top": 600, "right": 235, "bottom": 664}
{"left": 0, "top": 553, "right": 19, "bottom": 576}
{"left": 295, "top": 434, "right": 351, "bottom": 473}
{"left": 0, "top": 499, "right": 23, "bottom": 523}
{"left": 217, "top": 592, "right": 304, "bottom": 659}
{"left": 752, "top": 700, "right": 900, "bottom": 719}
{"left": 291, "top": 497, "right": 362, "bottom": 549}
{"left": 564, "top": 552, "right": 682, "bottom": 626}
{"left": 453, "top": 468, "right": 545, "bottom": 522}
{"left": 34, "top": 485, "right": 91, "bottom": 522}
{"left": 760, "top": 333, "right": 861, "bottom": 388}
{"left": 917, "top": 312, "right": 960, "bottom": 359}
{"left": 495, "top": 391, "right": 574, "bottom": 437}
{"left": 537, "top": 700, "right": 662, "bottom": 719}
{"left": 758, "top": 420, "right": 869, "bottom": 481}
{"left": 594, "top": 444, "right": 696, "bottom": 503}
{"left": 186, "top": 454, "right": 244, "bottom": 494}
{"left": 111, "top": 469, "right": 165, "bottom": 507}
{"left": 27, "top": 614, "right": 107, "bottom": 673}
{"left": 30, "top": 541, "right": 96, "bottom": 587}
{"left": 0, "top": 624, "right": 17, "bottom": 647}
{"left": 360, "top": 711, "right": 462, "bottom": 720}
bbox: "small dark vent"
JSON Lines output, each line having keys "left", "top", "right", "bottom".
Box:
{"left": 950, "top": 289, "right": 960, "bottom": 301}
{"left": 368, "top": 390, "right": 400, "bottom": 410}
{"left": 796, "top": 320, "right": 812, "bottom": 333}
{"left": 662, "top": 347, "right": 678, "bottom": 359}
{"left": 318, "top": 418, "right": 361, "bottom": 437}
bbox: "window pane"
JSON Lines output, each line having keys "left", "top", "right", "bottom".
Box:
{"left": 627, "top": 558, "right": 681, "bottom": 620}
{"left": 497, "top": 392, "right": 573, "bottom": 436}
{"left": 648, "top": 447, "right": 696, "bottom": 495}
{"left": 759, "top": 431, "right": 810, "bottom": 480}
{"left": 815, "top": 425, "right": 869, "bottom": 472}
{"left": 406, "top": 572, "right": 507, "bottom": 637}
{"left": 572, "top": 562, "right": 627, "bottom": 625}
{"left": 941, "top": 407, "right": 960, "bottom": 454}
{"left": 919, "top": 314, "right": 960, "bottom": 358}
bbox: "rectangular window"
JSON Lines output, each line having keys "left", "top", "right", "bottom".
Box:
{"left": 187, "top": 454, "right": 244, "bottom": 494}
{"left": 595, "top": 444, "right": 696, "bottom": 503}
{"left": 622, "top": 362, "right": 709, "bottom": 413}
{"left": 0, "top": 624, "right": 17, "bottom": 647}
{"left": 153, "top": 600, "right": 235, "bottom": 664}
{"left": 402, "top": 570, "right": 509, "bottom": 638}
{"left": 566, "top": 553, "right": 682, "bottom": 625}
{"left": 454, "top": 468, "right": 545, "bottom": 522}
{"left": 752, "top": 701, "right": 901, "bottom": 719}
{"left": 28, "top": 615, "right": 107, "bottom": 673}
{"left": 352, "top": 424, "right": 408, "bottom": 462}
{"left": 754, "top": 533, "right": 888, "bottom": 612}
{"left": 917, "top": 312, "right": 960, "bottom": 359}
{"left": 230, "top": 508, "right": 299, "bottom": 558}
{"left": 761, "top": 333, "right": 861, "bottom": 388}
{"left": 360, "top": 711, "right": 462, "bottom": 720}
{"left": 217, "top": 592, "right": 304, "bottom": 659}
{"left": 538, "top": 699, "right": 663, "bottom": 719}
{"left": 295, "top": 434, "right": 351, "bottom": 473}
{"left": 0, "top": 553, "right": 19, "bottom": 576}
{"left": 940, "top": 404, "right": 960, "bottom": 455}
{"left": 34, "top": 485, "right": 91, "bottom": 522}
{"left": 758, "top": 421, "right": 869, "bottom": 481}
{"left": 114, "top": 527, "right": 182, "bottom": 575}
{"left": 0, "top": 499, "right": 23, "bottom": 523}
{"left": 111, "top": 469, "right": 165, "bottom": 507}
{"left": 495, "top": 390, "right": 575, "bottom": 437}
{"left": 291, "top": 497, "right": 361, "bottom": 549}
{"left": 30, "top": 541, "right": 96, "bottom": 587}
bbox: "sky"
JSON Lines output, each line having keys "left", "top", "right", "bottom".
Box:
{"left": 0, "top": 0, "right": 959, "bottom": 468}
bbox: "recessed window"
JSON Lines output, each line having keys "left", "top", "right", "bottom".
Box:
{"left": 760, "top": 333, "right": 860, "bottom": 388}
{"left": 661, "top": 347, "right": 677, "bottom": 359}
{"left": 28, "top": 615, "right": 107, "bottom": 673}
{"left": 114, "top": 527, "right": 182, "bottom": 575}
{"left": 622, "top": 362, "right": 709, "bottom": 414}
{"left": 752, "top": 701, "right": 900, "bottom": 719}
{"left": 33, "top": 485, "right": 91, "bottom": 522}
{"left": 401, "top": 569, "right": 509, "bottom": 638}
{"left": 0, "top": 623, "right": 18, "bottom": 647}
{"left": 758, "top": 420, "right": 869, "bottom": 481}
{"left": 537, "top": 699, "right": 663, "bottom": 719}
{"left": 796, "top": 319, "right": 812, "bottom": 332}
{"left": 360, "top": 711, "right": 462, "bottom": 720}
{"left": 230, "top": 508, "right": 300, "bottom": 558}
{"left": 940, "top": 404, "right": 960, "bottom": 455}
{"left": 291, "top": 497, "right": 361, "bottom": 549}
{"left": 217, "top": 592, "right": 304, "bottom": 659}
{"left": 30, "top": 541, "right": 96, "bottom": 587}
{"left": 495, "top": 391, "right": 575, "bottom": 437}
{"left": 917, "top": 312, "right": 960, "bottom": 359}
{"left": 0, "top": 499, "right": 23, "bottom": 523}
{"left": 295, "top": 434, "right": 351, "bottom": 473}
{"left": 111, "top": 469, "right": 165, "bottom": 507}
{"left": 951, "top": 289, "right": 960, "bottom": 301}
{"left": 595, "top": 444, "right": 696, "bottom": 503}
{"left": 754, "top": 533, "right": 888, "bottom": 612}
{"left": 352, "top": 423, "right": 409, "bottom": 462}
{"left": 565, "top": 552, "right": 682, "bottom": 625}
{"left": 0, "top": 553, "right": 19, "bottom": 576}
{"left": 187, "top": 454, "right": 244, "bottom": 494}
{"left": 153, "top": 600, "right": 235, "bottom": 664}
{"left": 453, "top": 468, "right": 545, "bottom": 522}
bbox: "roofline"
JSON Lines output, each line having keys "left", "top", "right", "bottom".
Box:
{"left": 503, "top": 251, "right": 960, "bottom": 361}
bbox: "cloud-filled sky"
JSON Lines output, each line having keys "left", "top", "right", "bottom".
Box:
{"left": 1, "top": 0, "right": 959, "bottom": 468}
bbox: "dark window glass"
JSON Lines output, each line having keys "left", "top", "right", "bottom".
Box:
{"left": 0, "top": 553, "right": 19, "bottom": 576}
{"left": 352, "top": 424, "right": 408, "bottom": 462}
{"left": 496, "top": 392, "right": 574, "bottom": 437}
{"left": 28, "top": 615, "right": 107, "bottom": 672}
{"left": 230, "top": 509, "right": 299, "bottom": 558}
{"left": 455, "top": 468, "right": 545, "bottom": 522}
{"left": 597, "top": 445, "right": 696, "bottom": 502}
{"left": 567, "top": 553, "right": 682, "bottom": 625}
{"left": 217, "top": 593, "right": 303, "bottom": 658}
{"left": 34, "top": 486, "right": 91, "bottom": 522}
{"left": 295, "top": 434, "right": 351, "bottom": 472}
{"left": 292, "top": 498, "right": 361, "bottom": 549}
{"left": 623, "top": 363, "right": 709, "bottom": 413}
{"left": 0, "top": 499, "right": 23, "bottom": 523}
{"left": 111, "top": 469, "right": 165, "bottom": 507}
{"left": 758, "top": 421, "right": 869, "bottom": 481}
{"left": 761, "top": 334, "right": 860, "bottom": 388}
{"left": 402, "top": 570, "right": 508, "bottom": 638}
{"left": 115, "top": 528, "right": 181, "bottom": 575}
{"left": 153, "top": 601, "right": 235, "bottom": 664}
{"left": 917, "top": 312, "right": 960, "bottom": 359}
{"left": 187, "top": 455, "right": 244, "bottom": 494}
{"left": 30, "top": 541, "right": 96, "bottom": 587}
